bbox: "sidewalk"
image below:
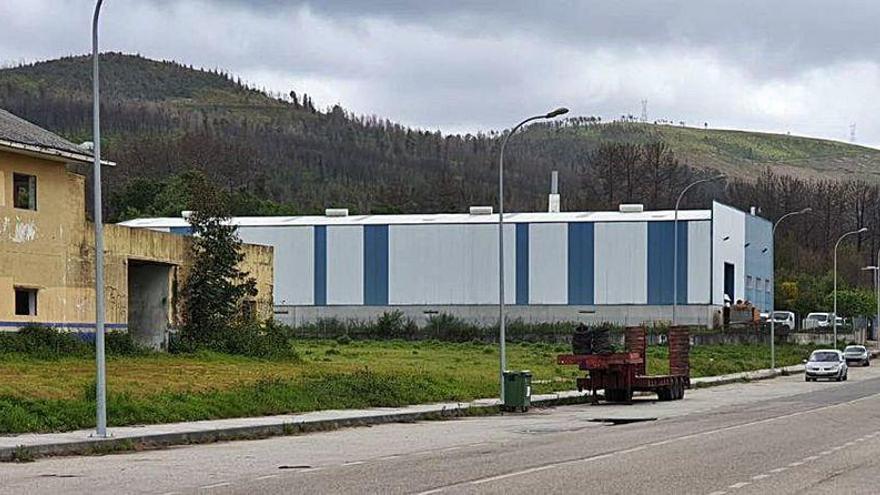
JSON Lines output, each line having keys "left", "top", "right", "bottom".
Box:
{"left": 0, "top": 363, "right": 808, "bottom": 461}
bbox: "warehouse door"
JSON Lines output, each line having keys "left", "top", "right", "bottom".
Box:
{"left": 723, "top": 263, "right": 735, "bottom": 303}
{"left": 128, "top": 261, "right": 172, "bottom": 350}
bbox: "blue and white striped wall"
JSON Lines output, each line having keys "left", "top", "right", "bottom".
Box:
{"left": 237, "top": 219, "right": 715, "bottom": 307}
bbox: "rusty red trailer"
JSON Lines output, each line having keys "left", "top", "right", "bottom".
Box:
{"left": 557, "top": 326, "right": 690, "bottom": 403}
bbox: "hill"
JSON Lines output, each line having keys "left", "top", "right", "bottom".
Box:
{"left": 1, "top": 53, "right": 879, "bottom": 221}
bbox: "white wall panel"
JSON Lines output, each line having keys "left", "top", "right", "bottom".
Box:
{"left": 238, "top": 226, "right": 314, "bottom": 305}
{"left": 594, "top": 222, "right": 647, "bottom": 304}
{"left": 529, "top": 223, "right": 568, "bottom": 304}
{"left": 326, "top": 226, "right": 363, "bottom": 305}
{"left": 687, "top": 220, "right": 712, "bottom": 304}
{"left": 388, "top": 223, "right": 515, "bottom": 305}
{"left": 712, "top": 202, "right": 746, "bottom": 305}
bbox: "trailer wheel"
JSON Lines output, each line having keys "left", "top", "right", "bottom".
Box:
{"left": 673, "top": 382, "right": 685, "bottom": 400}
{"left": 657, "top": 387, "right": 672, "bottom": 401}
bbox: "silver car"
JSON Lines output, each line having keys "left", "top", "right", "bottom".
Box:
{"left": 843, "top": 345, "right": 870, "bottom": 367}
{"left": 804, "top": 350, "right": 848, "bottom": 382}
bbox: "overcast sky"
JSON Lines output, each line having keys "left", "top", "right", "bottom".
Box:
{"left": 1, "top": 0, "right": 879, "bottom": 146}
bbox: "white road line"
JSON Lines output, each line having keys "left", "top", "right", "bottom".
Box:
{"left": 470, "top": 465, "right": 553, "bottom": 485}
{"left": 199, "top": 483, "right": 231, "bottom": 490}
{"left": 788, "top": 461, "right": 804, "bottom": 467}
{"left": 803, "top": 456, "right": 819, "bottom": 461}
{"left": 343, "top": 461, "right": 365, "bottom": 466}
{"left": 414, "top": 488, "right": 446, "bottom": 495}
{"left": 819, "top": 450, "right": 832, "bottom": 456}
{"left": 254, "top": 474, "right": 280, "bottom": 481}
{"left": 769, "top": 467, "right": 787, "bottom": 473}
{"left": 707, "top": 491, "right": 727, "bottom": 495}
{"left": 751, "top": 474, "right": 770, "bottom": 480}
{"left": 728, "top": 482, "right": 751, "bottom": 489}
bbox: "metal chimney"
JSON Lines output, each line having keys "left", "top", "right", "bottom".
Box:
{"left": 548, "top": 171, "right": 560, "bottom": 213}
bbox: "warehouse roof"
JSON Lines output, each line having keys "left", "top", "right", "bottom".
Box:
{"left": 0, "top": 108, "right": 114, "bottom": 166}
{"left": 120, "top": 208, "right": 714, "bottom": 229}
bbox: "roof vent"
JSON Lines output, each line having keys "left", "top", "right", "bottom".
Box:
{"left": 79, "top": 141, "right": 94, "bottom": 151}
{"left": 325, "top": 208, "right": 349, "bottom": 217}
{"left": 469, "top": 206, "right": 493, "bottom": 215}
{"left": 619, "top": 204, "right": 644, "bottom": 213}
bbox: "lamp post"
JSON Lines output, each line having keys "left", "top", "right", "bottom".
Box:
{"left": 672, "top": 175, "right": 725, "bottom": 324}
{"left": 498, "top": 107, "right": 568, "bottom": 399}
{"left": 91, "top": 0, "right": 109, "bottom": 438}
{"left": 769, "top": 207, "right": 811, "bottom": 369}
{"left": 861, "top": 266, "right": 879, "bottom": 344}
{"left": 834, "top": 227, "right": 868, "bottom": 350}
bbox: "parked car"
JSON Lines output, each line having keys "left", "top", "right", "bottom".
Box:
{"left": 843, "top": 345, "right": 870, "bottom": 367}
{"left": 804, "top": 349, "right": 848, "bottom": 382}
{"left": 769, "top": 311, "right": 796, "bottom": 331}
{"left": 803, "top": 313, "right": 832, "bottom": 329}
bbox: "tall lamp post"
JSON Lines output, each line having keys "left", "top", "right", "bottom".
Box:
{"left": 498, "top": 107, "right": 568, "bottom": 398}
{"left": 672, "top": 175, "right": 725, "bottom": 324}
{"left": 834, "top": 227, "right": 868, "bottom": 350}
{"left": 860, "top": 265, "right": 879, "bottom": 343}
{"left": 92, "top": 0, "right": 109, "bottom": 438}
{"left": 769, "top": 207, "right": 811, "bottom": 369}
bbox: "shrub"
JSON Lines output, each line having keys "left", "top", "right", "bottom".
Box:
{"left": 0, "top": 325, "right": 90, "bottom": 358}
{"left": 375, "top": 311, "right": 418, "bottom": 340}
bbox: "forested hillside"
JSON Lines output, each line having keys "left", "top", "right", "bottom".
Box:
{"left": 5, "top": 53, "right": 880, "bottom": 305}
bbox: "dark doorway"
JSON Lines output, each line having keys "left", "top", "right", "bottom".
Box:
{"left": 128, "top": 261, "right": 172, "bottom": 350}
{"left": 723, "top": 262, "right": 735, "bottom": 303}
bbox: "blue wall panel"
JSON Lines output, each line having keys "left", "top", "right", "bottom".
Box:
{"left": 647, "top": 221, "right": 688, "bottom": 304}
{"left": 314, "top": 226, "right": 327, "bottom": 306}
{"left": 364, "top": 225, "right": 389, "bottom": 305}
{"left": 567, "top": 223, "right": 594, "bottom": 305}
{"left": 516, "top": 223, "right": 529, "bottom": 305}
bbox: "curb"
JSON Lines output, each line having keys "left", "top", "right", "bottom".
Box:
{"left": 3, "top": 351, "right": 876, "bottom": 462}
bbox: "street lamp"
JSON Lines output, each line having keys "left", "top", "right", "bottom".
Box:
{"left": 498, "top": 107, "right": 568, "bottom": 398}
{"left": 861, "top": 266, "right": 879, "bottom": 344}
{"left": 769, "top": 207, "right": 811, "bottom": 369}
{"left": 91, "top": 0, "right": 109, "bottom": 438}
{"left": 672, "top": 175, "right": 725, "bottom": 324}
{"left": 834, "top": 227, "right": 868, "bottom": 350}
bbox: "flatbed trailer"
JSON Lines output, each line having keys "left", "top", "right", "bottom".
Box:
{"left": 557, "top": 326, "right": 690, "bottom": 403}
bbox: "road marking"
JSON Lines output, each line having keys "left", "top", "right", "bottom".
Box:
{"left": 414, "top": 488, "right": 447, "bottom": 495}
{"left": 788, "top": 461, "right": 804, "bottom": 467}
{"left": 441, "top": 446, "right": 461, "bottom": 452}
{"left": 728, "top": 482, "right": 750, "bottom": 489}
{"left": 343, "top": 461, "right": 365, "bottom": 466}
{"left": 803, "top": 456, "right": 819, "bottom": 461}
{"left": 470, "top": 465, "right": 553, "bottom": 485}
{"left": 751, "top": 474, "right": 770, "bottom": 480}
{"left": 199, "top": 483, "right": 231, "bottom": 490}
{"left": 769, "top": 467, "right": 787, "bottom": 473}
{"left": 707, "top": 491, "right": 727, "bottom": 495}
{"left": 255, "top": 474, "right": 279, "bottom": 481}
{"left": 819, "top": 450, "right": 832, "bottom": 456}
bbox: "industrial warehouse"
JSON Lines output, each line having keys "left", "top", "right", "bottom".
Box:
{"left": 123, "top": 201, "right": 772, "bottom": 328}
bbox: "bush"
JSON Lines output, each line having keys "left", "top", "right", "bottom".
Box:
{"left": 170, "top": 320, "right": 297, "bottom": 360}
{"left": 375, "top": 311, "right": 418, "bottom": 340}
{"left": 0, "top": 325, "right": 90, "bottom": 358}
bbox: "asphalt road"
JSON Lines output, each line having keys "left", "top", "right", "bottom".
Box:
{"left": 4, "top": 365, "right": 880, "bottom": 495}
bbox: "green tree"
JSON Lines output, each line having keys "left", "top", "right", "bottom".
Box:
{"left": 179, "top": 174, "right": 257, "bottom": 349}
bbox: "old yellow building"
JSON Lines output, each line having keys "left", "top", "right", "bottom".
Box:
{"left": 0, "top": 109, "right": 273, "bottom": 348}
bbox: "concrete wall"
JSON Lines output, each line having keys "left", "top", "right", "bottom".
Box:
{"left": 127, "top": 263, "right": 171, "bottom": 349}
{"left": 0, "top": 149, "right": 274, "bottom": 331}
{"left": 744, "top": 213, "right": 774, "bottom": 312}
{"left": 274, "top": 304, "right": 720, "bottom": 328}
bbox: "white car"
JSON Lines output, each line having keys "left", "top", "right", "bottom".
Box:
{"left": 843, "top": 345, "right": 870, "bottom": 367}
{"left": 804, "top": 349, "right": 848, "bottom": 382}
{"left": 769, "top": 311, "right": 796, "bottom": 331}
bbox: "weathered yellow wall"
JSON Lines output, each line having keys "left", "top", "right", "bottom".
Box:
{"left": 0, "top": 149, "right": 274, "bottom": 330}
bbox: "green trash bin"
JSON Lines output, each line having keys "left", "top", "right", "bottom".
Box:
{"left": 502, "top": 370, "right": 532, "bottom": 412}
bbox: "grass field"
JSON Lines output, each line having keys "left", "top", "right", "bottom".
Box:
{"left": 0, "top": 340, "right": 815, "bottom": 434}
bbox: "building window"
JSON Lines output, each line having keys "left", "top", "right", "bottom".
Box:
{"left": 13, "top": 173, "right": 36, "bottom": 210}
{"left": 746, "top": 275, "right": 753, "bottom": 289}
{"left": 14, "top": 288, "right": 37, "bottom": 316}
